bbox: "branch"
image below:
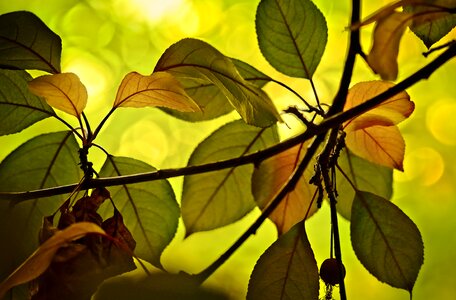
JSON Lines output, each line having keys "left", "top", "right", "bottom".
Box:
{"left": 1, "top": 43, "right": 455, "bottom": 202}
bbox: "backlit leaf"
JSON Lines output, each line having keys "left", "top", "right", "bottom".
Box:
{"left": 351, "top": 191, "right": 424, "bottom": 293}
{"left": 113, "top": 71, "right": 200, "bottom": 112}
{"left": 367, "top": 12, "right": 412, "bottom": 80}
{"left": 161, "top": 58, "right": 272, "bottom": 122}
{"left": 335, "top": 148, "right": 393, "bottom": 219}
{"left": 98, "top": 156, "right": 179, "bottom": 268}
{"left": 28, "top": 72, "right": 87, "bottom": 117}
{"left": 0, "top": 69, "right": 54, "bottom": 136}
{"left": 256, "top": 0, "right": 328, "bottom": 79}
{"left": 182, "top": 120, "right": 279, "bottom": 236}
{"left": 404, "top": 0, "right": 456, "bottom": 48}
{"left": 0, "top": 222, "right": 105, "bottom": 299}
{"left": 345, "top": 125, "right": 405, "bottom": 171}
{"left": 0, "top": 131, "right": 82, "bottom": 288}
{"left": 247, "top": 221, "right": 319, "bottom": 300}
{"left": 252, "top": 143, "right": 318, "bottom": 235}
{"left": 0, "top": 11, "right": 61, "bottom": 73}
{"left": 344, "top": 81, "right": 414, "bottom": 131}
{"left": 155, "top": 38, "right": 281, "bottom": 127}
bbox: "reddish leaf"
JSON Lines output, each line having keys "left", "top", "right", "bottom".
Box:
{"left": 252, "top": 143, "right": 318, "bottom": 235}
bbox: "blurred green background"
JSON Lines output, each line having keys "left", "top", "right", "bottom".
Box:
{"left": 1, "top": 0, "right": 455, "bottom": 299}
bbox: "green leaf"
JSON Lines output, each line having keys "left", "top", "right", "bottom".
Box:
{"left": 154, "top": 38, "right": 281, "bottom": 127}
{"left": 0, "top": 131, "right": 82, "bottom": 288}
{"left": 256, "top": 0, "right": 328, "bottom": 79}
{"left": 182, "top": 120, "right": 279, "bottom": 236}
{"left": 98, "top": 156, "right": 179, "bottom": 268}
{"left": 335, "top": 148, "right": 393, "bottom": 219}
{"left": 0, "top": 69, "right": 55, "bottom": 136}
{"left": 161, "top": 58, "right": 272, "bottom": 122}
{"left": 351, "top": 191, "right": 424, "bottom": 293}
{"left": 247, "top": 221, "right": 319, "bottom": 300}
{"left": 404, "top": 0, "right": 456, "bottom": 48}
{"left": 0, "top": 11, "right": 62, "bottom": 73}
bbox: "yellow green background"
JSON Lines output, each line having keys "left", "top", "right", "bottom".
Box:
{"left": 1, "top": 0, "right": 455, "bottom": 299}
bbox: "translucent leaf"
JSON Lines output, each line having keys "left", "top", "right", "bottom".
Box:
{"left": 113, "top": 71, "right": 200, "bottom": 112}
{"left": 256, "top": 0, "right": 328, "bottom": 79}
{"left": 28, "top": 72, "right": 87, "bottom": 117}
{"left": 247, "top": 221, "right": 319, "bottom": 300}
{"left": 252, "top": 143, "right": 318, "bottom": 235}
{"left": 182, "top": 120, "right": 279, "bottom": 236}
{"left": 161, "top": 58, "right": 272, "bottom": 122}
{"left": 98, "top": 156, "right": 179, "bottom": 268}
{"left": 335, "top": 148, "right": 393, "bottom": 219}
{"left": 344, "top": 81, "right": 414, "bottom": 131}
{"left": 154, "top": 38, "right": 281, "bottom": 127}
{"left": 367, "top": 12, "right": 411, "bottom": 80}
{"left": 351, "top": 191, "right": 424, "bottom": 293}
{"left": 404, "top": 0, "right": 456, "bottom": 48}
{"left": 345, "top": 125, "right": 405, "bottom": 171}
{"left": 0, "top": 131, "right": 82, "bottom": 291}
{"left": 0, "top": 11, "right": 61, "bottom": 73}
{"left": 0, "top": 222, "right": 105, "bottom": 299}
{"left": 0, "top": 69, "right": 54, "bottom": 136}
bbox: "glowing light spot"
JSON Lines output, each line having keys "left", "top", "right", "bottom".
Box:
{"left": 426, "top": 99, "right": 456, "bottom": 145}
{"left": 398, "top": 147, "right": 444, "bottom": 186}
{"left": 123, "top": 0, "right": 185, "bottom": 23}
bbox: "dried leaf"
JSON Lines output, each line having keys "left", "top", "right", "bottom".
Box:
{"left": 0, "top": 222, "right": 105, "bottom": 299}
{"left": 351, "top": 191, "right": 424, "bottom": 294}
{"left": 247, "top": 221, "right": 319, "bottom": 300}
{"left": 28, "top": 73, "right": 87, "bottom": 117}
{"left": 113, "top": 71, "right": 200, "bottom": 112}
{"left": 344, "top": 81, "right": 414, "bottom": 131}
{"left": 252, "top": 144, "right": 318, "bottom": 235}
{"left": 367, "top": 12, "right": 412, "bottom": 80}
{"left": 345, "top": 125, "right": 405, "bottom": 171}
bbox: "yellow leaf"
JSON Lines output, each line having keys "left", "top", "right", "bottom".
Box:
{"left": 0, "top": 222, "right": 105, "bottom": 298}
{"left": 252, "top": 144, "right": 318, "bottom": 235}
{"left": 113, "top": 71, "right": 201, "bottom": 112}
{"left": 28, "top": 72, "right": 87, "bottom": 117}
{"left": 345, "top": 125, "right": 405, "bottom": 171}
{"left": 367, "top": 12, "right": 412, "bottom": 80}
{"left": 344, "top": 81, "right": 414, "bottom": 131}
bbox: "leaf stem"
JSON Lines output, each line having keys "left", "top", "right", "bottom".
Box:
{"left": 271, "top": 79, "right": 324, "bottom": 114}
{"left": 92, "top": 107, "right": 116, "bottom": 141}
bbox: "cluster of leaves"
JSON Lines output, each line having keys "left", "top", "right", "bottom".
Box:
{"left": 0, "top": 0, "right": 455, "bottom": 299}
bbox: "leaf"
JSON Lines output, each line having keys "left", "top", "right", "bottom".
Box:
{"left": 247, "top": 221, "right": 319, "bottom": 300}
{"left": 154, "top": 38, "right": 281, "bottom": 127}
{"left": 28, "top": 72, "right": 87, "bottom": 117}
{"left": 404, "top": 0, "right": 456, "bottom": 48}
{"left": 343, "top": 81, "right": 414, "bottom": 170}
{"left": 335, "top": 148, "right": 393, "bottom": 219}
{"left": 113, "top": 71, "right": 200, "bottom": 112}
{"left": 252, "top": 143, "right": 318, "bottom": 235}
{"left": 351, "top": 191, "right": 424, "bottom": 293}
{"left": 256, "top": 0, "right": 328, "bottom": 79}
{"left": 98, "top": 156, "right": 179, "bottom": 268}
{"left": 0, "top": 69, "right": 55, "bottom": 135}
{"left": 344, "top": 81, "right": 414, "bottom": 130}
{"left": 345, "top": 125, "right": 405, "bottom": 171}
{"left": 182, "top": 120, "right": 279, "bottom": 236}
{"left": 161, "top": 58, "right": 272, "bottom": 122}
{"left": 0, "top": 222, "right": 105, "bottom": 299}
{"left": 0, "top": 11, "right": 61, "bottom": 73}
{"left": 0, "top": 131, "right": 82, "bottom": 290}
{"left": 367, "top": 12, "right": 412, "bottom": 80}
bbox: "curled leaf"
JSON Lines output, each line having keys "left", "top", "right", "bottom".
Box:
{"left": 113, "top": 71, "right": 200, "bottom": 112}
{"left": 28, "top": 72, "right": 87, "bottom": 117}
{"left": 367, "top": 12, "right": 412, "bottom": 80}
{"left": 0, "top": 222, "right": 105, "bottom": 299}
